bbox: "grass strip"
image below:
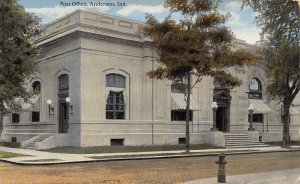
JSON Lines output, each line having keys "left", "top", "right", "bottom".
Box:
{"left": 44, "top": 144, "right": 223, "bottom": 154}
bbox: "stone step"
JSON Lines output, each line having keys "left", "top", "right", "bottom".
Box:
{"left": 224, "top": 135, "right": 249, "bottom": 138}
{"left": 24, "top": 135, "right": 51, "bottom": 150}
{"left": 224, "top": 133, "right": 269, "bottom": 148}
{"left": 224, "top": 133, "right": 248, "bottom": 136}
{"left": 224, "top": 137, "right": 250, "bottom": 140}
{"left": 226, "top": 145, "right": 269, "bottom": 148}
{"left": 226, "top": 143, "right": 269, "bottom": 146}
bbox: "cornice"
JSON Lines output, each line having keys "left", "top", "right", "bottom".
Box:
{"left": 76, "top": 31, "right": 151, "bottom": 47}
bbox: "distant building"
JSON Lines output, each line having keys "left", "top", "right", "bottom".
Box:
{"left": 1, "top": 10, "right": 300, "bottom": 149}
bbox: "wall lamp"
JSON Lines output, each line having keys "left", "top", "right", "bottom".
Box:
{"left": 46, "top": 99, "right": 54, "bottom": 117}
{"left": 66, "top": 97, "right": 73, "bottom": 115}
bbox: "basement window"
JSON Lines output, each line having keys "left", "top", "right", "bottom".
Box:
{"left": 178, "top": 138, "right": 186, "bottom": 144}
{"left": 11, "top": 137, "right": 17, "bottom": 143}
{"left": 110, "top": 139, "right": 124, "bottom": 146}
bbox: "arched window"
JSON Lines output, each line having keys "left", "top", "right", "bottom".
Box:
{"left": 58, "top": 74, "right": 69, "bottom": 90}
{"left": 32, "top": 81, "right": 41, "bottom": 93}
{"left": 249, "top": 78, "right": 262, "bottom": 99}
{"left": 106, "top": 74, "right": 125, "bottom": 88}
{"left": 31, "top": 81, "right": 41, "bottom": 122}
{"left": 249, "top": 78, "right": 263, "bottom": 123}
{"left": 58, "top": 74, "right": 69, "bottom": 95}
{"left": 106, "top": 74, "right": 125, "bottom": 119}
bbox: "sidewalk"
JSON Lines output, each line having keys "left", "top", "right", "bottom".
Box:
{"left": 0, "top": 145, "right": 299, "bottom": 165}
{"left": 185, "top": 168, "right": 300, "bottom": 184}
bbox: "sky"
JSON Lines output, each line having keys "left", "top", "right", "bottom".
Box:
{"left": 18, "top": 0, "right": 261, "bottom": 44}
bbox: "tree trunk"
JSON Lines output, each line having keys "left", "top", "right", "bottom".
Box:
{"left": 282, "top": 102, "right": 290, "bottom": 148}
{"left": 185, "top": 73, "right": 191, "bottom": 152}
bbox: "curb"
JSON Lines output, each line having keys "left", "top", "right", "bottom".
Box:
{"left": 1, "top": 148, "right": 300, "bottom": 166}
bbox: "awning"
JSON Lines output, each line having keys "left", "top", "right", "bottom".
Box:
{"left": 21, "top": 95, "right": 40, "bottom": 111}
{"left": 249, "top": 99, "right": 272, "bottom": 114}
{"left": 171, "top": 92, "right": 200, "bottom": 110}
{"left": 105, "top": 87, "right": 127, "bottom": 100}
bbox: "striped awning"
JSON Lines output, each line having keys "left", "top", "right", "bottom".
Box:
{"left": 171, "top": 93, "right": 200, "bottom": 110}
{"left": 21, "top": 95, "right": 40, "bottom": 111}
{"left": 105, "top": 87, "right": 127, "bottom": 100}
{"left": 249, "top": 99, "right": 272, "bottom": 114}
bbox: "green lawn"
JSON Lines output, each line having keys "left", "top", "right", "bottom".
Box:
{"left": 266, "top": 141, "right": 300, "bottom": 146}
{"left": 0, "top": 142, "right": 20, "bottom": 148}
{"left": 44, "top": 144, "right": 223, "bottom": 154}
{"left": 0, "top": 152, "right": 24, "bottom": 158}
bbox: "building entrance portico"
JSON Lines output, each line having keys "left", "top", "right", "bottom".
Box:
{"left": 214, "top": 89, "right": 231, "bottom": 132}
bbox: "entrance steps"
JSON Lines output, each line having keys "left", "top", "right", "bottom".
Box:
{"left": 224, "top": 133, "right": 269, "bottom": 148}
{"left": 22, "top": 135, "right": 51, "bottom": 150}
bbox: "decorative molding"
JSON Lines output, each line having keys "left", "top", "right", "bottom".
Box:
{"left": 76, "top": 31, "right": 145, "bottom": 47}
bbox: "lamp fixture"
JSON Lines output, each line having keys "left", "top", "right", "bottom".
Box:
{"left": 46, "top": 99, "right": 54, "bottom": 117}
{"left": 65, "top": 97, "right": 73, "bottom": 115}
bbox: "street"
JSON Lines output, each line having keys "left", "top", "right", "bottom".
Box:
{"left": 0, "top": 151, "right": 300, "bottom": 184}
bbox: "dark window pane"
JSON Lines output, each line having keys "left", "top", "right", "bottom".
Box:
{"left": 116, "top": 112, "right": 125, "bottom": 119}
{"left": 171, "top": 110, "right": 192, "bottom": 121}
{"left": 32, "top": 81, "right": 41, "bottom": 93}
{"left": 58, "top": 74, "right": 69, "bottom": 90}
{"left": 249, "top": 114, "right": 264, "bottom": 123}
{"left": 106, "top": 91, "right": 125, "bottom": 120}
{"left": 32, "top": 111, "right": 40, "bottom": 122}
{"left": 106, "top": 112, "right": 114, "bottom": 119}
{"left": 12, "top": 113, "right": 20, "bottom": 123}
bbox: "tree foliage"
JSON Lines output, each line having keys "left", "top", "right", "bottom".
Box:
{"left": 243, "top": 0, "right": 300, "bottom": 147}
{"left": 142, "top": 0, "right": 257, "bottom": 150}
{"left": 0, "top": 0, "right": 42, "bottom": 115}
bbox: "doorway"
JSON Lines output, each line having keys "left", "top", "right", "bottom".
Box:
{"left": 58, "top": 99, "right": 69, "bottom": 133}
{"left": 213, "top": 89, "right": 231, "bottom": 132}
{"left": 216, "top": 107, "right": 228, "bottom": 132}
{"left": 58, "top": 74, "right": 69, "bottom": 133}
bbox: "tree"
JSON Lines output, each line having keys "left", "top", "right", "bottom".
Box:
{"left": 142, "top": 0, "right": 257, "bottom": 151}
{"left": 0, "top": 0, "right": 42, "bottom": 116}
{"left": 243, "top": 0, "right": 300, "bottom": 148}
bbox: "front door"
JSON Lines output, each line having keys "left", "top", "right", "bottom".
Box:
{"left": 58, "top": 100, "right": 69, "bottom": 133}
{"left": 213, "top": 89, "right": 231, "bottom": 132}
{"left": 58, "top": 74, "right": 69, "bottom": 133}
{"left": 216, "top": 107, "right": 228, "bottom": 132}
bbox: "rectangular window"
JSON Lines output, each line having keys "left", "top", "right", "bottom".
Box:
{"left": 32, "top": 111, "right": 40, "bottom": 122}
{"left": 12, "top": 113, "right": 20, "bottom": 123}
{"left": 106, "top": 91, "right": 125, "bottom": 120}
{"left": 110, "top": 139, "right": 124, "bottom": 146}
{"left": 171, "top": 110, "right": 192, "bottom": 121}
{"left": 178, "top": 138, "right": 186, "bottom": 144}
{"left": 249, "top": 114, "right": 263, "bottom": 123}
{"left": 11, "top": 137, "right": 17, "bottom": 143}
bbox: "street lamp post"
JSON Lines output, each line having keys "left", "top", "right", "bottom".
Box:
{"left": 248, "top": 104, "right": 255, "bottom": 131}
{"left": 211, "top": 102, "right": 218, "bottom": 131}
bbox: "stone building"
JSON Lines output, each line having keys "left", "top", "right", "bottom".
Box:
{"left": 1, "top": 10, "right": 300, "bottom": 149}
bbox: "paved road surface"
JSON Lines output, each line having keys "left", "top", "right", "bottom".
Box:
{"left": 0, "top": 151, "right": 300, "bottom": 184}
